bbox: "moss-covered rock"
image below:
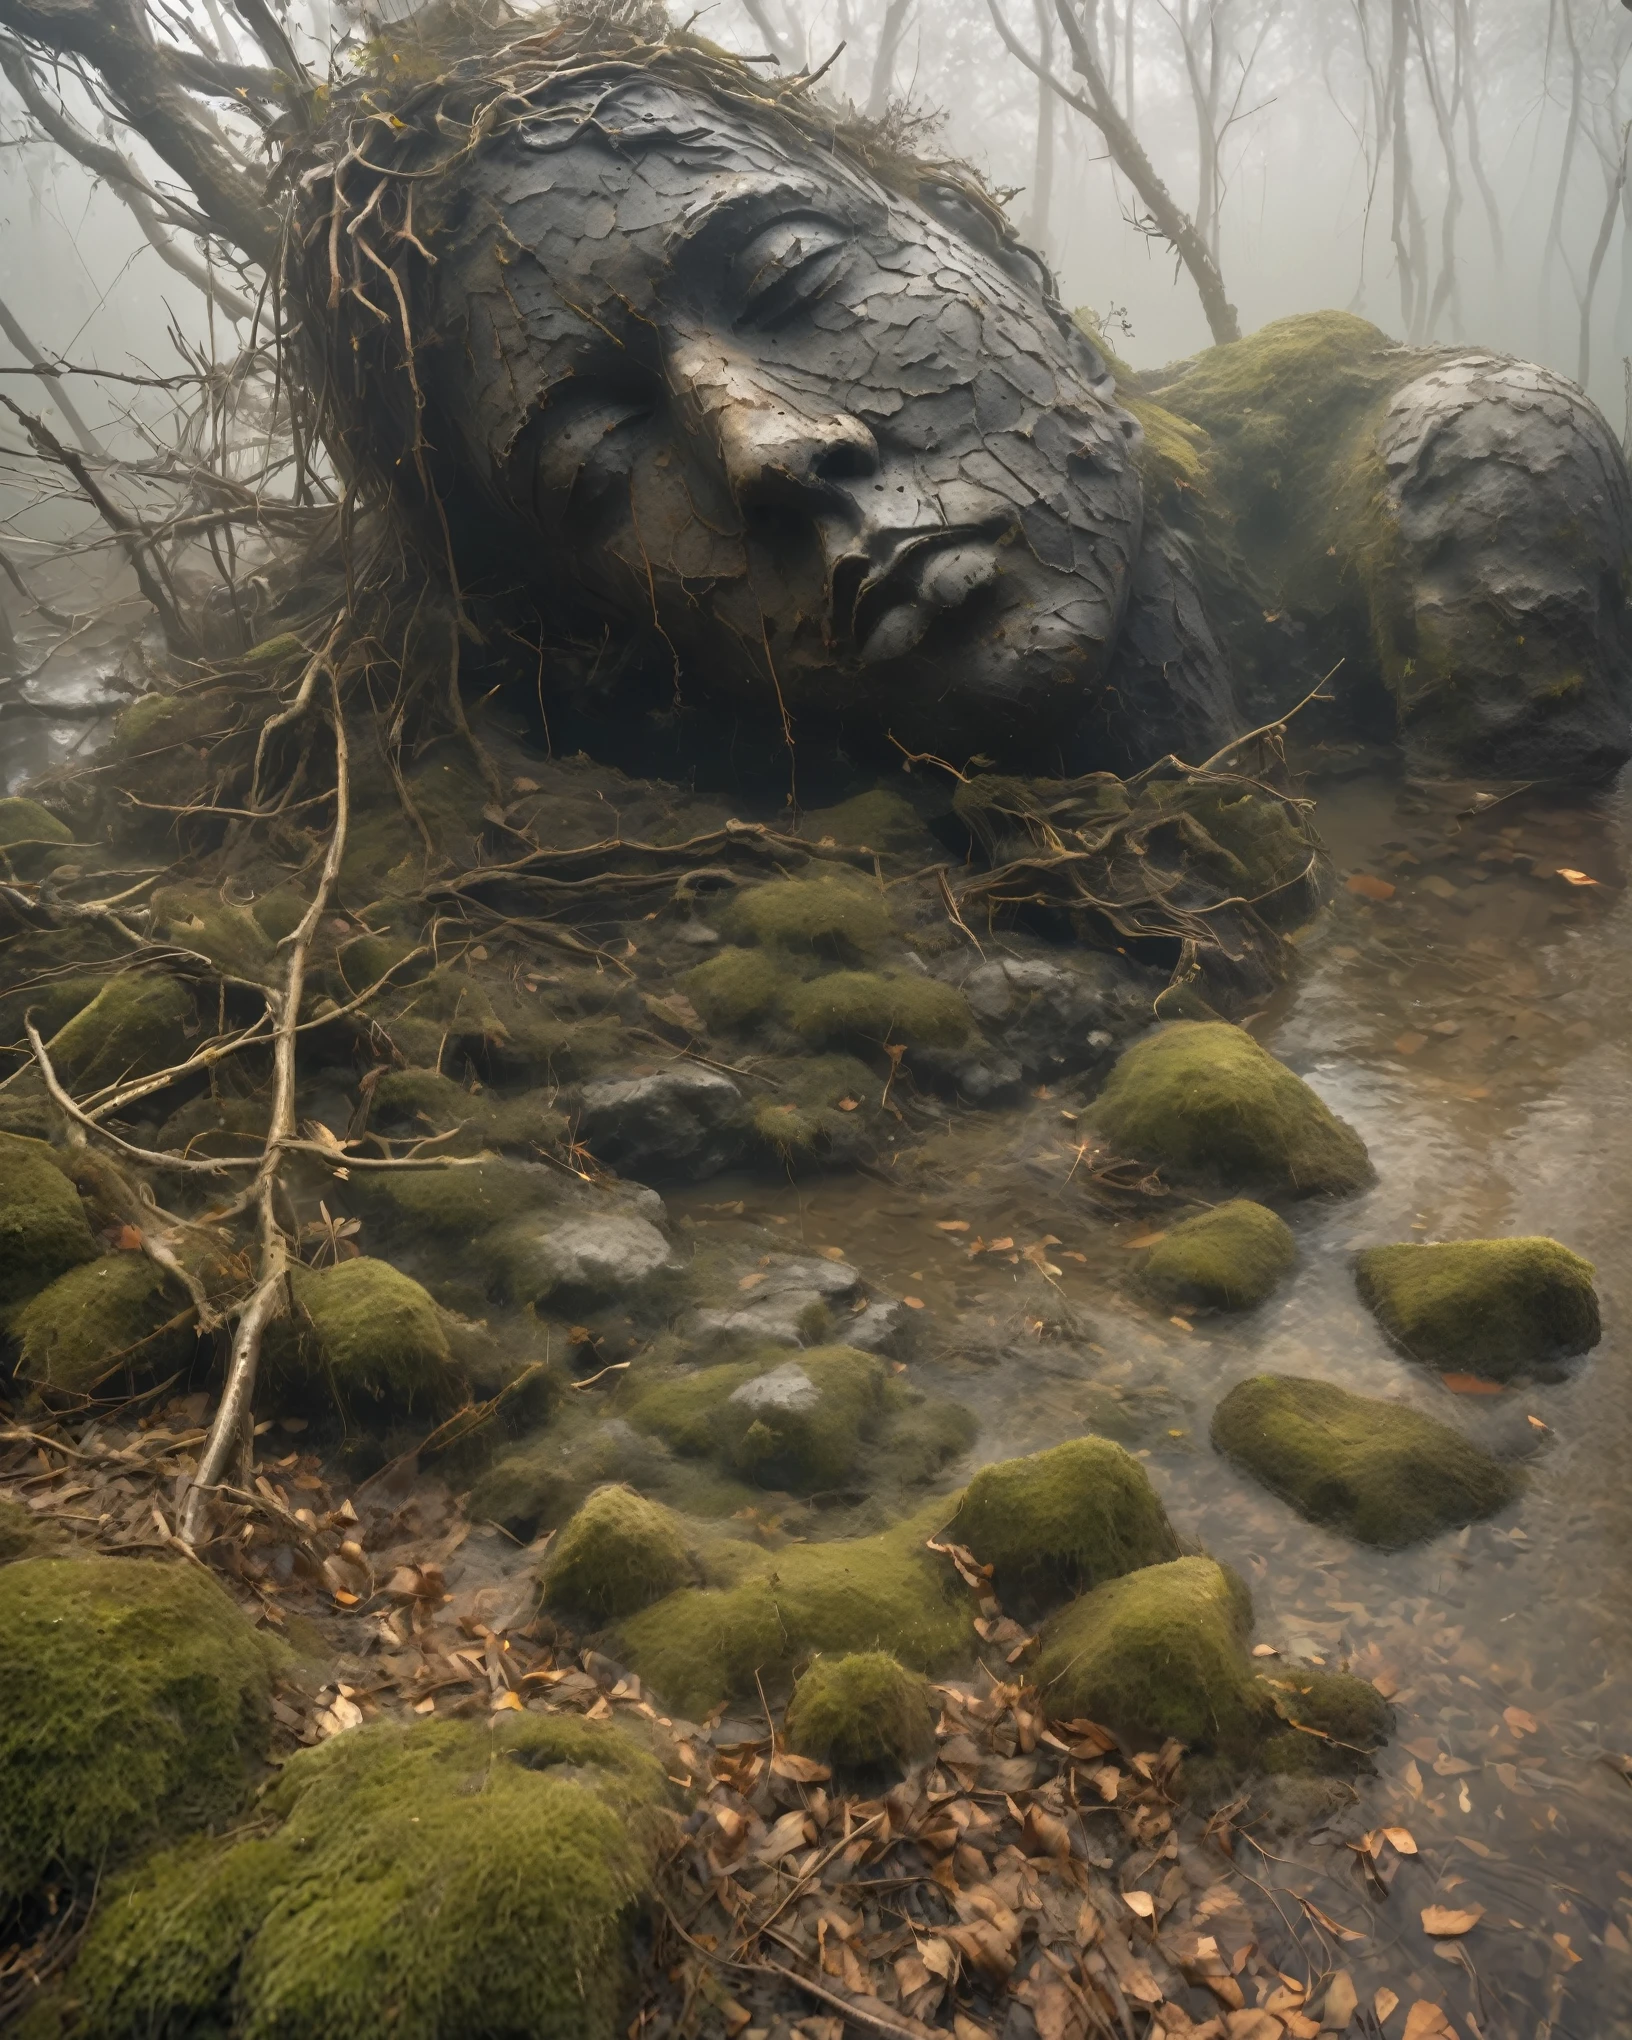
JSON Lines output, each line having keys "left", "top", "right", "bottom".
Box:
{"left": 615, "top": 1500, "right": 972, "bottom": 1715}
{"left": 287, "top": 1257, "right": 456, "bottom": 1414}
{"left": 1212, "top": 1374, "right": 1520, "bottom": 1547}
{"left": 1257, "top": 1662, "right": 1392, "bottom": 1775}
{"left": 0, "top": 796, "right": 72, "bottom": 877}
{"left": 54, "top": 1713, "right": 670, "bottom": 2040}
{"left": 948, "top": 1435, "right": 1179, "bottom": 1616}
{"left": 783, "top": 971, "right": 973, "bottom": 1049}
{"left": 0, "top": 1134, "right": 97, "bottom": 1317}
{"left": 749, "top": 1054, "right": 878, "bottom": 1164}
{"left": 370, "top": 1067, "right": 565, "bottom": 1153}
{"left": 12, "top": 1252, "right": 194, "bottom": 1398}
{"left": 626, "top": 1346, "right": 888, "bottom": 1493}
{"left": 149, "top": 885, "right": 277, "bottom": 983}
{"left": 0, "top": 1556, "right": 284, "bottom": 1910}
{"left": 1092, "top": 1021, "right": 1370, "bottom": 1197}
{"left": 1355, "top": 1237, "right": 1599, "bottom": 1378}
{"left": 544, "top": 1485, "right": 694, "bottom": 1621}
{"left": 785, "top": 1651, "right": 937, "bottom": 1779}
{"left": 46, "top": 973, "right": 195, "bottom": 1093}
{"left": 724, "top": 870, "right": 891, "bottom": 959}
{"left": 1034, "top": 1556, "right": 1263, "bottom": 1754}
{"left": 681, "top": 946, "right": 787, "bottom": 1031}
{"left": 1140, "top": 1200, "right": 1296, "bottom": 1311}
{"left": 803, "top": 789, "right": 931, "bottom": 852}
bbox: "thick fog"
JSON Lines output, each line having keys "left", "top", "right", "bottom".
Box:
{"left": 1, "top": 0, "right": 1630, "bottom": 571}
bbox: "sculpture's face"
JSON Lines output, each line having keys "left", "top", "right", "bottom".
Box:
{"left": 426, "top": 74, "right": 1147, "bottom": 763}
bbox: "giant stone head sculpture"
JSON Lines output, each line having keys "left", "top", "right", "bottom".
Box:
{"left": 295, "top": 13, "right": 1237, "bottom": 773}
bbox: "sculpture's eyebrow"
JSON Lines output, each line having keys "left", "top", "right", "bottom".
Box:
{"left": 665, "top": 177, "right": 876, "bottom": 262}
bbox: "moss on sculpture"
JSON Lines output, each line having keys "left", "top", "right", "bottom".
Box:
{"left": 12, "top": 1253, "right": 194, "bottom": 1397}
{"left": 1034, "top": 1556, "right": 1263, "bottom": 1754}
{"left": 785, "top": 1651, "right": 937, "bottom": 1780}
{"left": 723, "top": 870, "right": 891, "bottom": 959}
{"left": 0, "top": 1556, "right": 285, "bottom": 1911}
{"left": 543, "top": 1485, "right": 694, "bottom": 1621}
{"left": 1140, "top": 1200, "right": 1296, "bottom": 1311}
{"left": 1355, "top": 1237, "right": 1600, "bottom": 1378}
{"left": 0, "top": 1133, "right": 97, "bottom": 1316}
{"left": 1212, "top": 1373, "right": 1520, "bottom": 1547}
{"left": 624, "top": 1346, "right": 889, "bottom": 1492}
{"left": 614, "top": 1499, "right": 971, "bottom": 1715}
{"left": 782, "top": 971, "right": 973, "bottom": 1049}
{"left": 1092, "top": 1021, "right": 1370, "bottom": 1197}
{"left": 53, "top": 1713, "right": 670, "bottom": 2040}
{"left": 286, "top": 1256, "right": 457, "bottom": 1414}
{"left": 948, "top": 1435, "right": 1179, "bottom": 1615}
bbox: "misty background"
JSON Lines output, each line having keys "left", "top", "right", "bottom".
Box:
{"left": 1, "top": 0, "right": 1630, "bottom": 664}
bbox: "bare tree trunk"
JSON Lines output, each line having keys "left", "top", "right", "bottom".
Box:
{"left": 1386, "top": 0, "right": 1428, "bottom": 340}
{"left": 1580, "top": 124, "right": 1630, "bottom": 389}
{"left": 1457, "top": 0, "right": 1504, "bottom": 275}
{"left": 1124, "top": 0, "right": 1136, "bottom": 121}
{"left": 1408, "top": 0, "right": 1464, "bottom": 338}
{"left": 1540, "top": 0, "right": 1586, "bottom": 359}
{"left": 866, "top": 0, "right": 915, "bottom": 117}
{"left": 987, "top": 0, "right": 1241, "bottom": 342}
{"left": 1026, "top": 0, "right": 1058, "bottom": 247}
{"left": 739, "top": 0, "right": 800, "bottom": 69}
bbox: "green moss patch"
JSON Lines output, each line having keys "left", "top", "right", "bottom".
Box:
{"left": 615, "top": 1499, "right": 971, "bottom": 1716}
{"left": 57, "top": 1713, "right": 670, "bottom": 2040}
{"left": 1092, "top": 1021, "right": 1371, "bottom": 1197}
{"left": 0, "top": 1493, "right": 65, "bottom": 1564}
{"left": 1355, "top": 1237, "right": 1600, "bottom": 1378}
{"left": 0, "top": 797, "right": 71, "bottom": 877}
{"left": 371, "top": 1068, "right": 565, "bottom": 1153}
{"left": 1140, "top": 1200, "right": 1295, "bottom": 1312}
{"left": 0, "top": 1134, "right": 97, "bottom": 1316}
{"left": 625, "top": 1346, "right": 888, "bottom": 1493}
{"left": 681, "top": 947, "right": 786, "bottom": 1031}
{"left": 786, "top": 1651, "right": 936, "bottom": 1780}
{"left": 544, "top": 1485, "right": 694, "bottom": 1621}
{"left": 723, "top": 871, "right": 891, "bottom": 959}
{"left": 802, "top": 790, "right": 930, "bottom": 852}
{"left": 949, "top": 1435, "right": 1179, "bottom": 1616}
{"left": 1035, "top": 1556, "right": 1263, "bottom": 1754}
{"left": 46, "top": 974, "right": 195, "bottom": 1093}
{"left": 0, "top": 1556, "right": 284, "bottom": 1910}
{"left": 12, "top": 1253, "right": 194, "bottom": 1398}
{"left": 1257, "top": 1662, "right": 1391, "bottom": 1775}
{"left": 150, "top": 886, "right": 277, "bottom": 983}
{"left": 783, "top": 971, "right": 972, "bottom": 1049}
{"left": 1212, "top": 1373, "right": 1519, "bottom": 1547}
{"left": 287, "top": 1257, "right": 456, "bottom": 1414}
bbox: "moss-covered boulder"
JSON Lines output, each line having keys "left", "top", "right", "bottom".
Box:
{"left": 287, "top": 1256, "right": 456, "bottom": 1414}
{"left": 783, "top": 970, "right": 973, "bottom": 1049}
{"left": 0, "top": 1134, "right": 97, "bottom": 1317}
{"left": 948, "top": 1435, "right": 1179, "bottom": 1616}
{"left": 682, "top": 946, "right": 786, "bottom": 1031}
{"left": 615, "top": 1500, "right": 972, "bottom": 1716}
{"left": 368, "top": 1067, "right": 566, "bottom": 1154}
{"left": 803, "top": 789, "right": 930, "bottom": 852}
{"left": 1140, "top": 1200, "right": 1295, "bottom": 1311}
{"left": 723, "top": 870, "right": 891, "bottom": 958}
{"left": 45, "top": 973, "right": 195, "bottom": 1093}
{"left": 785, "top": 1652, "right": 937, "bottom": 1780}
{"left": 1034, "top": 1556, "right": 1263, "bottom": 1754}
{"left": 544, "top": 1485, "right": 693, "bottom": 1621}
{"left": 625, "top": 1347, "right": 888, "bottom": 1493}
{"left": 149, "top": 885, "right": 278, "bottom": 983}
{"left": 52, "top": 1714, "right": 670, "bottom": 2040}
{"left": 1257, "top": 1661, "right": 1392, "bottom": 1775}
{"left": 1092, "top": 1021, "right": 1370, "bottom": 1197}
{"left": 0, "top": 795, "right": 71, "bottom": 877}
{"left": 0, "top": 1556, "right": 285, "bottom": 1910}
{"left": 1355, "top": 1237, "right": 1599, "bottom": 1378}
{"left": 12, "top": 1253, "right": 194, "bottom": 1398}
{"left": 1212, "top": 1374, "right": 1520, "bottom": 1547}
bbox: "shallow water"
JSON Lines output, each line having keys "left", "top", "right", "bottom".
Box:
{"left": 670, "top": 764, "right": 1632, "bottom": 2039}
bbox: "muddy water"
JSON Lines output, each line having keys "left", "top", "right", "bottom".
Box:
{"left": 671, "top": 767, "right": 1632, "bottom": 2040}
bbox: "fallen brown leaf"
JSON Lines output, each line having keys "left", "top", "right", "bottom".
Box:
{"left": 1420, "top": 1904, "right": 1482, "bottom": 1936}
{"left": 1401, "top": 2006, "right": 1454, "bottom": 2040}
{"left": 1346, "top": 872, "right": 1396, "bottom": 901}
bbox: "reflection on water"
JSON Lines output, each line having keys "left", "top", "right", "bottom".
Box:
{"left": 671, "top": 765, "right": 1632, "bottom": 2039}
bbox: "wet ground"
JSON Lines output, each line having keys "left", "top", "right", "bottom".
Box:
{"left": 665, "top": 763, "right": 1632, "bottom": 2040}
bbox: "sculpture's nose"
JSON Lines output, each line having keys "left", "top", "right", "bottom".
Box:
{"left": 712, "top": 396, "right": 880, "bottom": 512}
{"left": 667, "top": 334, "right": 879, "bottom": 518}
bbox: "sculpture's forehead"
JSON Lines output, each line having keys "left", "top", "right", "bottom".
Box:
{"left": 452, "top": 75, "right": 1094, "bottom": 402}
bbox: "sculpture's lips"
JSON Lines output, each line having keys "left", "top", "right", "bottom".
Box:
{"left": 849, "top": 525, "right": 1007, "bottom": 665}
